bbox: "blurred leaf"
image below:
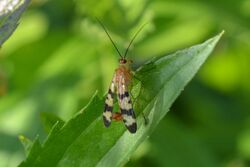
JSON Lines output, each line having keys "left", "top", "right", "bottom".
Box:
{"left": 18, "top": 32, "right": 222, "bottom": 167}
{"left": 238, "top": 118, "right": 250, "bottom": 160}
{"left": 136, "top": 1, "right": 214, "bottom": 57}
{"left": 5, "top": 31, "right": 71, "bottom": 92}
{"left": 2, "top": 11, "right": 49, "bottom": 55}
{"left": 176, "top": 81, "right": 244, "bottom": 157}
{"left": 76, "top": 0, "right": 152, "bottom": 37}
{"left": 129, "top": 117, "right": 219, "bottom": 167}
{"left": 0, "top": 0, "right": 30, "bottom": 46}
{"left": 0, "top": 69, "right": 7, "bottom": 96}
{"left": 0, "top": 36, "right": 97, "bottom": 138}
{"left": 199, "top": 45, "right": 250, "bottom": 94}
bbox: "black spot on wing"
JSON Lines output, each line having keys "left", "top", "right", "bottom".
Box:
{"left": 118, "top": 91, "right": 130, "bottom": 100}
{"left": 127, "top": 122, "right": 137, "bottom": 133}
{"left": 104, "top": 104, "right": 112, "bottom": 112}
{"left": 103, "top": 108, "right": 112, "bottom": 127}
{"left": 125, "top": 91, "right": 129, "bottom": 97}
{"left": 120, "top": 109, "right": 128, "bottom": 115}
{"left": 121, "top": 109, "right": 135, "bottom": 117}
{"left": 121, "top": 108, "right": 137, "bottom": 133}
{"left": 103, "top": 98, "right": 113, "bottom": 127}
{"left": 108, "top": 89, "right": 114, "bottom": 98}
{"left": 103, "top": 114, "right": 111, "bottom": 127}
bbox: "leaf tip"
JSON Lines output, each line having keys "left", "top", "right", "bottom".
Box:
{"left": 218, "top": 30, "right": 225, "bottom": 39}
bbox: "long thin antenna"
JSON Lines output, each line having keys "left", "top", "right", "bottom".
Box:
{"left": 96, "top": 18, "right": 123, "bottom": 58}
{"left": 124, "top": 23, "right": 147, "bottom": 58}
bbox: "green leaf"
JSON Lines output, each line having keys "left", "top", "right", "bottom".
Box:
{"left": 19, "top": 136, "right": 42, "bottom": 166}
{"left": 0, "top": 0, "right": 30, "bottom": 46}
{"left": 18, "top": 135, "right": 32, "bottom": 154}
{"left": 40, "top": 112, "right": 65, "bottom": 134}
{"left": 18, "top": 135, "right": 41, "bottom": 156}
{"left": 18, "top": 31, "right": 223, "bottom": 167}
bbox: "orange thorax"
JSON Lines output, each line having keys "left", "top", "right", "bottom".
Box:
{"left": 115, "top": 65, "right": 132, "bottom": 85}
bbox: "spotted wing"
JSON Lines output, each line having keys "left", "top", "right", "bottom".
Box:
{"left": 103, "top": 74, "right": 116, "bottom": 127}
{"left": 117, "top": 75, "right": 137, "bottom": 133}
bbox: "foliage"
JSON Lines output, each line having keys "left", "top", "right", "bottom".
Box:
{"left": 18, "top": 33, "right": 222, "bottom": 167}
{"left": 1, "top": 0, "right": 250, "bottom": 167}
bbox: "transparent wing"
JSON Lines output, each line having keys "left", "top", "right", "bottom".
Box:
{"left": 103, "top": 74, "right": 116, "bottom": 127}
{"left": 117, "top": 75, "right": 137, "bottom": 133}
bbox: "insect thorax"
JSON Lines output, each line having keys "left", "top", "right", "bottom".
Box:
{"left": 115, "top": 66, "right": 132, "bottom": 84}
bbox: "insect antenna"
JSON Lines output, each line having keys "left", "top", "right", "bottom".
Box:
{"left": 124, "top": 23, "right": 147, "bottom": 58}
{"left": 96, "top": 18, "right": 123, "bottom": 58}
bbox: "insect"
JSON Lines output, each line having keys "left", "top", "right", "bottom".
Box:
{"left": 97, "top": 19, "right": 146, "bottom": 133}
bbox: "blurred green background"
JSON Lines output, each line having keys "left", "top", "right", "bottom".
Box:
{"left": 0, "top": 0, "right": 250, "bottom": 166}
